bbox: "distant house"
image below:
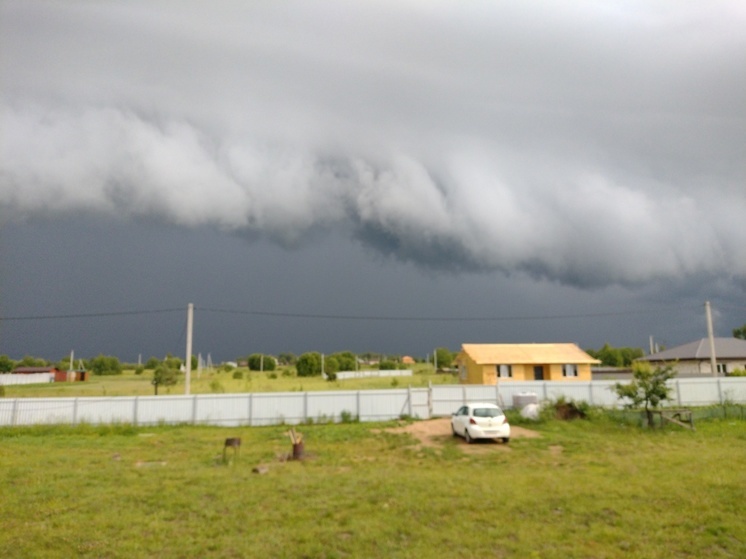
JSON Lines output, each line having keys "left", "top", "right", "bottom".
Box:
{"left": 401, "top": 356, "right": 415, "bottom": 365}
{"left": 455, "top": 343, "right": 600, "bottom": 384}
{"left": 11, "top": 366, "right": 88, "bottom": 382}
{"left": 637, "top": 337, "right": 746, "bottom": 376}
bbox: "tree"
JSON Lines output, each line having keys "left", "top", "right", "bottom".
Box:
{"left": 152, "top": 364, "right": 178, "bottom": 395}
{"left": 331, "top": 351, "right": 357, "bottom": 372}
{"left": 434, "top": 347, "right": 454, "bottom": 370}
{"left": 144, "top": 357, "right": 161, "bottom": 370}
{"left": 248, "top": 354, "right": 277, "bottom": 371}
{"left": 324, "top": 356, "right": 340, "bottom": 381}
{"left": 89, "top": 355, "right": 122, "bottom": 376}
{"left": 379, "top": 359, "right": 397, "bottom": 370}
{"left": 613, "top": 363, "right": 676, "bottom": 427}
{"left": 587, "top": 344, "right": 644, "bottom": 367}
{"left": 18, "top": 355, "right": 48, "bottom": 367}
{"left": 0, "top": 355, "right": 15, "bottom": 373}
{"left": 296, "top": 352, "right": 322, "bottom": 377}
{"left": 734, "top": 324, "right": 746, "bottom": 340}
{"left": 163, "top": 354, "right": 182, "bottom": 370}
{"left": 278, "top": 353, "right": 297, "bottom": 366}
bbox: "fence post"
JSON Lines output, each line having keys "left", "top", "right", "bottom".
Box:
{"left": 543, "top": 381, "right": 548, "bottom": 401}
{"left": 133, "top": 397, "right": 139, "bottom": 426}
{"left": 462, "top": 385, "right": 467, "bottom": 405}
{"left": 11, "top": 399, "right": 18, "bottom": 426}
{"left": 72, "top": 398, "right": 79, "bottom": 426}
{"left": 428, "top": 382, "right": 433, "bottom": 418}
{"left": 248, "top": 393, "right": 253, "bottom": 426}
{"left": 676, "top": 379, "right": 682, "bottom": 407}
{"left": 304, "top": 391, "right": 308, "bottom": 423}
{"left": 192, "top": 395, "right": 198, "bottom": 425}
{"left": 588, "top": 382, "right": 594, "bottom": 406}
{"left": 717, "top": 378, "right": 723, "bottom": 405}
{"left": 408, "top": 385, "right": 413, "bottom": 417}
{"left": 357, "top": 390, "right": 361, "bottom": 420}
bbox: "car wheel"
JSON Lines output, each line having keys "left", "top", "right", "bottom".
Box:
{"left": 502, "top": 437, "right": 510, "bottom": 444}
{"left": 464, "top": 429, "right": 473, "bottom": 444}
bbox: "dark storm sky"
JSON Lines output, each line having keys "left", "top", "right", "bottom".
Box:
{"left": 1, "top": 1, "right": 744, "bottom": 362}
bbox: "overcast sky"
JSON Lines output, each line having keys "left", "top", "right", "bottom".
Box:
{"left": 1, "top": 0, "right": 744, "bottom": 363}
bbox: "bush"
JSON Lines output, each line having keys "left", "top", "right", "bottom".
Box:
{"left": 379, "top": 360, "right": 397, "bottom": 370}
{"left": 297, "top": 352, "right": 322, "bottom": 377}
{"left": 152, "top": 365, "right": 178, "bottom": 395}
{"left": 728, "top": 368, "right": 746, "bottom": 377}
{"left": 331, "top": 351, "right": 357, "bottom": 372}
{"left": 232, "top": 370, "right": 243, "bottom": 380}
{"left": 0, "top": 385, "right": 5, "bottom": 397}
{"left": 134, "top": 366, "right": 145, "bottom": 376}
{"left": 248, "top": 354, "right": 277, "bottom": 371}
{"left": 89, "top": 355, "right": 122, "bottom": 376}
{"left": 144, "top": 357, "right": 160, "bottom": 370}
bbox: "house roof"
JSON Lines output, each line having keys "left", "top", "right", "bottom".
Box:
{"left": 12, "top": 366, "right": 59, "bottom": 374}
{"left": 639, "top": 337, "right": 746, "bottom": 361}
{"left": 459, "top": 343, "right": 600, "bottom": 365}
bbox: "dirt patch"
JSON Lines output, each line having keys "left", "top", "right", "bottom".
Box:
{"left": 383, "top": 418, "right": 540, "bottom": 453}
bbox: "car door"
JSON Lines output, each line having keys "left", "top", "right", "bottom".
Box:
{"left": 453, "top": 406, "right": 468, "bottom": 435}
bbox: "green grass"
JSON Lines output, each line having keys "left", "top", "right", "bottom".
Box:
{"left": 3, "top": 364, "right": 455, "bottom": 398}
{"left": 1, "top": 415, "right": 744, "bottom": 558}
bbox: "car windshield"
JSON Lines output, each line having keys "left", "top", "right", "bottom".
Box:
{"left": 472, "top": 407, "right": 503, "bottom": 418}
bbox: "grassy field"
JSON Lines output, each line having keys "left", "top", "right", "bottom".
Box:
{"left": 2, "top": 364, "right": 455, "bottom": 398}
{"left": 1, "top": 413, "right": 744, "bottom": 558}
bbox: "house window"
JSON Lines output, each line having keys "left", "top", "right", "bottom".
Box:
{"left": 717, "top": 363, "right": 728, "bottom": 374}
{"left": 459, "top": 364, "right": 467, "bottom": 380}
{"left": 496, "top": 364, "right": 512, "bottom": 378}
{"left": 562, "top": 364, "right": 577, "bottom": 377}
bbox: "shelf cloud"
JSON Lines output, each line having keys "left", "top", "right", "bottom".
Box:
{"left": 2, "top": 0, "right": 745, "bottom": 290}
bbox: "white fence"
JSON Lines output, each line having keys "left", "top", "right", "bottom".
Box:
{"left": 336, "top": 369, "right": 413, "bottom": 380}
{"left": 1, "top": 378, "right": 745, "bottom": 427}
{"left": 0, "top": 373, "right": 54, "bottom": 386}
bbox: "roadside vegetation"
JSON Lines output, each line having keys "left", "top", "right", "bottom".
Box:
{"left": 1, "top": 362, "right": 456, "bottom": 398}
{"left": 1, "top": 413, "right": 744, "bottom": 558}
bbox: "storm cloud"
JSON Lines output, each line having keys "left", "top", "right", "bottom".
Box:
{"left": 3, "top": 1, "right": 745, "bottom": 290}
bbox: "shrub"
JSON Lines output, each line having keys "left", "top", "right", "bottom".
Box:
{"left": 379, "top": 360, "right": 397, "bottom": 370}
{"left": 331, "top": 351, "right": 357, "bottom": 372}
{"left": 134, "top": 366, "right": 145, "bottom": 376}
{"left": 614, "top": 363, "right": 676, "bottom": 427}
{"left": 89, "top": 355, "right": 122, "bottom": 376}
{"left": 0, "top": 385, "right": 5, "bottom": 397}
{"left": 340, "top": 410, "right": 358, "bottom": 423}
{"left": 248, "top": 354, "right": 277, "bottom": 371}
{"left": 209, "top": 379, "right": 225, "bottom": 393}
{"left": 151, "top": 365, "right": 178, "bottom": 395}
{"left": 232, "top": 370, "right": 243, "bottom": 380}
{"left": 297, "top": 352, "right": 322, "bottom": 377}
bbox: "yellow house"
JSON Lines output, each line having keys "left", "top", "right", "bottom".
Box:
{"left": 456, "top": 343, "right": 600, "bottom": 384}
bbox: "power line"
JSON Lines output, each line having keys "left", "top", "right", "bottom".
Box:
{"left": 0, "top": 302, "right": 705, "bottom": 324}
{"left": 199, "top": 304, "right": 701, "bottom": 323}
{"left": 0, "top": 308, "right": 184, "bottom": 322}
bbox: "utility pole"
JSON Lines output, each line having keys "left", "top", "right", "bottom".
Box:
{"left": 705, "top": 301, "right": 718, "bottom": 377}
{"left": 185, "top": 303, "right": 194, "bottom": 394}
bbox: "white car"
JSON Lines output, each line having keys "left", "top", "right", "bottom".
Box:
{"left": 451, "top": 402, "right": 510, "bottom": 444}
